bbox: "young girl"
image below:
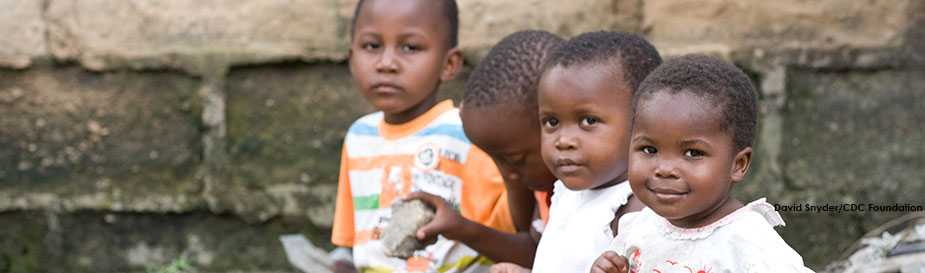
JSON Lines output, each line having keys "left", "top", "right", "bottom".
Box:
{"left": 590, "top": 54, "right": 814, "bottom": 273}
{"left": 530, "top": 31, "right": 661, "bottom": 273}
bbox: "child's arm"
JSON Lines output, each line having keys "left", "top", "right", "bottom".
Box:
{"left": 589, "top": 251, "right": 629, "bottom": 273}
{"left": 505, "top": 179, "right": 538, "bottom": 232}
{"left": 331, "top": 146, "right": 358, "bottom": 273}
{"left": 406, "top": 189, "right": 541, "bottom": 268}
{"left": 610, "top": 195, "right": 645, "bottom": 236}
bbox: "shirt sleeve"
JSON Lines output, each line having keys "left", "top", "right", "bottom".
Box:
{"left": 331, "top": 145, "right": 355, "bottom": 247}
{"left": 459, "top": 146, "right": 516, "bottom": 233}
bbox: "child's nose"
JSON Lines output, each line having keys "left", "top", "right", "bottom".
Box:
{"left": 375, "top": 49, "right": 399, "bottom": 73}
{"left": 553, "top": 134, "right": 577, "bottom": 150}
{"left": 654, "top": 159, "right": 679, "bottom": 179}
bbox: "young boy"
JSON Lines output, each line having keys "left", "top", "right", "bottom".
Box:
{"left": 406, "top": 30, "right": 563, "bottom": 270}
{"left": 590, "top": 55, "right": 813, "bottom": 273}
{"left": 531, "top": 31, "right": 661, "bottom": 273}
{"left": 331, "top": 0, "right": 514, "bottom": 272}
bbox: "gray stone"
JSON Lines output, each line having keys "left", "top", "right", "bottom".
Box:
{"left": 782, "top": 68, "right": 925, "bottom": 203}
{"left": 381, "top": 200, "right": 436, "bottom": 259}
{"left": 740, "top": 68, "right": 925, "bottom": 268}
{"left": 0, "top": 67, "right": 203, "bottom": 212}
{"left": 0, "top": 210, "right": 320, "bottom": 273}
{"left": 0, "top": 211, "right": 47, "bottom": 273}
{"left": 0, "top": 0, "right": 47, "bottom": 69}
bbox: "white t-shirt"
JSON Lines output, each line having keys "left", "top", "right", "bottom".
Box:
{"left": 610, "top": 198, "right": 815, "bottom": 273}
{"left": 532, "top": 180, "right": 634, "bottom": 273}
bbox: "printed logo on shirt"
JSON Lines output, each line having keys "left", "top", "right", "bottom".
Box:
{"left": 415, "top": 144, "right": 439, "bottom": 169}
{"left": 439, "top": 148, "right": 462, "bottom": 163}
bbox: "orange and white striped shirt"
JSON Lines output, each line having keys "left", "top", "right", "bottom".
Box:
{"left": 332, "top": 100, "right": 514, "bottom": 273}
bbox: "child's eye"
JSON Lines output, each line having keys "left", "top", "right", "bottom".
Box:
{"left": 504, "top": 154, "right": 526, "bottom": 166}
{"left": 580, "top": 116, "right": 599, "bottom": 126}
{"left": 361, "top": 42, "right": 380, "bottom": 51}
{"left": 684, "top": 149, "right": 705, "bottom": 158}
{"left": 542, "top": 117, "right": 559, "bottom": 128}
{"left": 641, "top": 146, "right": 657, "bottom": 154}
{"left": 400, "top": 44, "right": 421, "bottom": 52}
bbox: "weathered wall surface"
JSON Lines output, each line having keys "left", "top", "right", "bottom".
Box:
{"left": 1, "top": 0, "right": 923, "bottom": 272}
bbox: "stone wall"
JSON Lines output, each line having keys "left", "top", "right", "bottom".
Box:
{"left": 1, "top": 0, "right": 923, "bottom": 272}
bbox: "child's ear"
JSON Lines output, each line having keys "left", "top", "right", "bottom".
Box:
{"left": 441, "top": 47, "right": 463, "bottom": 81}
{"left": 730, "top": 147, "right": 753, "bottom": 183}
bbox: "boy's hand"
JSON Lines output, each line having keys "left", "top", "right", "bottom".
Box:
{"left": 404, "top": 191, "right": 468, "bottom": 241}
{"left": 590, "top": 251, "right": 629, "bottom": 273}
{"left": 490, "top": 262, "right": 531, "bottom": 273}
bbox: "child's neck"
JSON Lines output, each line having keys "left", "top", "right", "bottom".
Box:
{"left": 668, "top": 197, "right": 744, "bottom": 229}
{"left": 590, "top": 172, "right": 628, "bottom": 190}
{"left": 383, "top": 93, "right": 439, "bottom": 124}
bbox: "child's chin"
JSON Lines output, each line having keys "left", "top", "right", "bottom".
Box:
{"left": 561, "top": 179, "right": 594, "bottom": 191}
{"left": 376, "top": 104, "right": 413, "bottom": 116}
{"left": 650, "top": 206, "right": 690, "bottom": 222}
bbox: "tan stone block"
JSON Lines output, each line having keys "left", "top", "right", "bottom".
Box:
{"left": 459, "top": 0, "right": 641, "bottom": 62}
{"left": 0, "top": 0, "right": 47, "bottom": 68}
{"left": 336, "top": 0, "right": 641, "bottom": 63}
{"left": 644, "top": 0, "right": 913, "bottom": 56}
{"left": 46, "top": 0, "right": 346, "bottom": 72}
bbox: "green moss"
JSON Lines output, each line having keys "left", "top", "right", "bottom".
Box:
{"left": 0, "top": 212, "right": 47, "bottom": 273}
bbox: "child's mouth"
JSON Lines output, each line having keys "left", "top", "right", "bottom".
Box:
{"left": 553, "top": 158, "right": 582, "bottom": 174}
{"left": 371, "top": 82, "right": 403, "bottom": 94}
{"left": 556, "top": 164, "right": 582, "bottom": 174}
{"left": 653, "top": 191, "right": 687, "bottom": 203}
{"left": 647, "top": 185, "right": 689, "bottom": 203}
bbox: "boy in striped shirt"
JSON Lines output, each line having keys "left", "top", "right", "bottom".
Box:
{"left": 331, "top": 0, "right": 514, "bottom": 272}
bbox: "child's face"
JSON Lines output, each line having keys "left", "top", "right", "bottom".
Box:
{"left": 538, "top": 64, "right": 633, "bottom": 191}
{"left": 462, "top": 104, "right": 557, "bottom": 192}
{"left": 349, "top": 0, "right": 459, "bottom": 124}
{"left": 629, "top": 91, "right": 752, "bottom": 228}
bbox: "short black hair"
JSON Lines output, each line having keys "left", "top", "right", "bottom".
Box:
{"left": 350, "top": 0, "right": 459, "bottom": 48}
{"left": 635, "top": 54, "right": 759, "bottom": 151}
{"left": 544, "top": 31, "right": 662, "bottom": 93}
{"left": 463, "top": 30, "right": 564, "bottom": 109}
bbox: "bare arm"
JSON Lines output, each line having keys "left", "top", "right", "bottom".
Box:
{"left": 407, "top": 186, "right": 541, "bottom": 268}
{"left": 611, "top": 194, "right": 645, "bottom": 236}
{"left": 506, "top": 179, "right": 538, "bottom": 233}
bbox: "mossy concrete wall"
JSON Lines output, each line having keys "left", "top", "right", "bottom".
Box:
{"left": 0, "top": 0, "right": 923, "bottom": 272}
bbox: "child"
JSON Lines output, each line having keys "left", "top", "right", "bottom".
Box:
{"left": 407, "top": 30, "right": 564, "bottom": 270}
{"left": 330, "top": 0, "right": 515, "bottom": 272}
{"left": 590, "top": 55, "right": 814, "bottom": 273}
{"left": 531, "top": 31, "right": 662, "bottom": 273}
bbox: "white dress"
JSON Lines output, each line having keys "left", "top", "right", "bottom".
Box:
{"left": 532, "top": 180, "right": 634, "bottom": 273}
{"left": 610, "top": 198, "right": 815, "bottom": 273}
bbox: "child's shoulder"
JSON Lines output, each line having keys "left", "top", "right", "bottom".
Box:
{"left": 719, "top": 199, "right": 805, "bottom": 257}
{"left": 418, "top": 108, "right": 466, "bottom": 136}
{"left": 724, "top": 198, "right": 785, "bottom": 234}
{"left": 345, "top": 111, "right": 384, "bottom": 137}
